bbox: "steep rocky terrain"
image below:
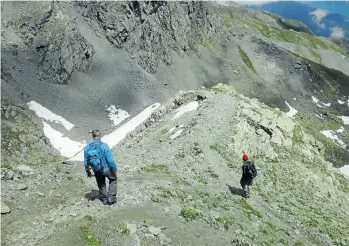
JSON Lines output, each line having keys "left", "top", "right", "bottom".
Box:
{"left": 1, "top": 85, "right": 349, "bottom": 246}
{"left": 1, "top": 1, "right": 349, "bottom": 246}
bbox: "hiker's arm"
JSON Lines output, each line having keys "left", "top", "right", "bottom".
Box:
{"left": 84, "top": 147, "right": 89, "bottom": 171}
{"left": 104, "top": 145, "right": 117, "bottom": 170}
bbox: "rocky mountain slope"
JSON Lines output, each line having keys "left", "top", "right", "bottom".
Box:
{"left": 2, "top": 85, "right": 349, "bottom": 246}
{"left": 1, "top": 1, "right": 349, "bottom": 245}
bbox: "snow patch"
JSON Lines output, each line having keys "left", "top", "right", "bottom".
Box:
{"left": 69, "top": 103, "right": 160, "bottom": 161}
{"left": 338, "top": 100, "right": 345, "bottom": 105}
{"left": 168, "top": 124, "right": 184, "bottom": 134}
{"left": 42, "top": 121, "right": 86, "bottom": 157}
{"left": 336, "top": 126, "right": 345, "bottom": 133}
{"left": 172, "top": 101, "right": 199, "bottom": 120}
{"left": 293, "top": 98, "right": 297, "bottom": 101}
{"left": 285, "top": 101, "right": 298, "bottom": 118}
{"left": 312, "top": 96, "right": 330, "bottom": 108}
{"left": 170, "top": 129, "right": 183, "bottom": 140}
{"left": 339, "top": 165, "right": 349, "bottom": 178}
{"left": 315, "top": 113, "right": 324, "bottom": 120}
{"left": 106, "top": 105, "right": 130, "bottom": 126}
{"left": 28, "top": 101, "right": 74, "bottom": 131}
{"left": 338, "top": 116, "right": 349, "bottom": 125}
{"left": 321, "top": 130, "right": 346, "bottom": 149}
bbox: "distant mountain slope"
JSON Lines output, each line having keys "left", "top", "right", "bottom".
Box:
{"left": 246, "top": 1, "right": 349, "bottom": 38}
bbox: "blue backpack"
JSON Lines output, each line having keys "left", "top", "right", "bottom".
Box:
{"left": 86, "top": 142, "right": 104, "bottom": 172}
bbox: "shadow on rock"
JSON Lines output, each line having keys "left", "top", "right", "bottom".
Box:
{"left": 227, "top": 184, "right": 243, "bottom": 197}
{"left": 84, "top": 189, "right": 100, "bottom": 201}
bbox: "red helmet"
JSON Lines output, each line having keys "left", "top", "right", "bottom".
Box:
{"left": 242, "top": 154, "right": 249, "bottom": 161}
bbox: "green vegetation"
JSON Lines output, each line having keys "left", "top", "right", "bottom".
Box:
{"left": 206, "top": 167, "right": 219, "bottom": 179}
{"left": 140, "top": 163, "right": 168, "bottom": 173}
{"left": 202, "top": 37, "right": 221, "bottom": 51}
{"left": 180, "top": 208, "right": 200, "bottom": 221}
{"left": 294, "top": 240, "right": 305, "bottom": 246}
{"left": 238, "top": 198, "right": 263, "bottom": 220}
{"left": 197, "top": 176, "right": 208, "bottom": 184}
{"left": 195, "top": 189, "right": 224, "bottom": 209}
{"left": 216, "top": 216, "right": 231, "bottom": 230}
{"left": 80, "top": 224, "right": 101, "bottom": 246}
{"left": 222, "top": 17, "right": 347, "bottom": 57}
{"left": 238, "top": 46, "right": 256, "bottom": 73}
{"left": 118, "top": 225, "right": 130, "bottom": 234}
{"left": 284, "top": 19, "right": 303, "bottom": 28}
{"left": 210, "top": 143, "right": 236, "bottom": 168}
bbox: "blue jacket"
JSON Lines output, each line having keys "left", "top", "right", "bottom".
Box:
{"left": 84, "top": 140, "right": 117, "bottom": 172}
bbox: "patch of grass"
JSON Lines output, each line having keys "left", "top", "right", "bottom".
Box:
{"left": 210, "top": 144, "right": 236, "bottom": 168}
{"left": 279, "top": 238, "right": 289, "bottom": 245}
{"left": 238, "top": 199, "right": 263, "bottom": 220}
{"left": 206, "top": 167, "right": 219, "bottom": 179}
{"left": 197, "top": 176, "right": 208, "bottom": 184}
{"left": 222, "top": 17, "right": 347, "bottom": 57}
{"left": 238, "top": 46, "right": 256, "bottom": 74}
{"left": 216, "top": 216, "right": 231, "bottom": 230}
{"left": 140, "top": 163, "right": 168, "bottom": 173}
{"left": 305, "top": 217, "right": 319, "bottom": 228}
{"left": 293, "top": 240, "right": 305, "bottom": 246}
{"left": 180, "top": 208, "right": 200, "bottom": 221}
{"left": 118, "top": 225, "right": 130, "bottom": 234}
{"left": 195, "top": 189, "right": 224, "bottom": 208}
{"left": 80, "top": 224, "right": 101, "bottom": 246}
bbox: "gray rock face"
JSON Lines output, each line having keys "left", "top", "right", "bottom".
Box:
{"left": 76, "top": 1, "right": 221, "bottom": 73}
{"left": 1, "top": 202, "right": 11, "bottom": 214}
{"left": 2, "top": 1, "right": 94, "bottom": 84}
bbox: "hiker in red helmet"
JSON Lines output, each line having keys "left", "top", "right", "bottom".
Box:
{"left": 240, "top": 154, "right": 257, "bottom": 198}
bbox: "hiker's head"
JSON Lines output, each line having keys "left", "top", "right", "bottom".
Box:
{"left": 92, "top": 129, "right": 101, "bottom": 140}
{"left": 242, "top": 154, "right": 249, "bottom": 161}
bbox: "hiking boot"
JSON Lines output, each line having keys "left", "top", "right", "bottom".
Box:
{"left": 108, "top": 200, "right": 116, "bottom": 206}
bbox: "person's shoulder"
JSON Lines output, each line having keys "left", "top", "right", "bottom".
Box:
{"left": 101, "top": 142, "right": 111, "bottom": 150}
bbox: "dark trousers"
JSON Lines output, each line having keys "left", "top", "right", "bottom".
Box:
{"left": 94, "top": 169, "right": 117, "bottom": 203}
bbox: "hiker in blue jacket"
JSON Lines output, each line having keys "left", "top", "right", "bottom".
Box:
{"left": 84, "top": 130, "right": 117, "bottom": 205}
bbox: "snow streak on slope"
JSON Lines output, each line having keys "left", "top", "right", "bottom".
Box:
{"left": 69, "top": 103, "right": 161, "bottom": 161}
{"left": 285, "top": 101, "right": 298, "bottom": 118}
{"left": 42, "top": 121, "right": 86, "bottom": 157}
{"left": 28, "top": 101, "right": 75, "bottom": 130}
{"left": 172, "top": 101, "right": 199, "bottom": 120}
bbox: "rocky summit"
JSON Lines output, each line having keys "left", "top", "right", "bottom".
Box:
{"left": 1, "top": 1, "right": 349, "bottom": 246}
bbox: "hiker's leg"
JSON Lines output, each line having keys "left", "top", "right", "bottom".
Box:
{"left": 240, "top": 177, "right": 248, "bottom": 197}
{"left": 95, "top": 171, "right": 107, "bottom": 204}
{"left": 106, "top": 170, "right": 117, "bottom": 204}
{"left": 247, "top": 185, "right": 251, "bottom": 197}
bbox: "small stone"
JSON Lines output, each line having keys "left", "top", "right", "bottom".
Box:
{"left": 144, "top": 233, "right": 154, "bottom": 239}
{"left": 149, "top": 226, "right": 162, "bottom": 236}
{"left": 6, "top": 170, "right": 14, "bottom": 180}
{"left": 70, "top": 212, "right": 77, "bottom": 217}
{"left": 16, "top": 184, "right": 28, "bottom": 190}
{"left": 234, "top": 70, "right": 238, "bottom": 75}
{"left": 1, "top": 202, "right": 11, "bottom": 214}
{"left": 37, "top": 192, "right": 45, "bottom": 197}
{"left": 127, "top": 223, "right": 137, "bottom": 234}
